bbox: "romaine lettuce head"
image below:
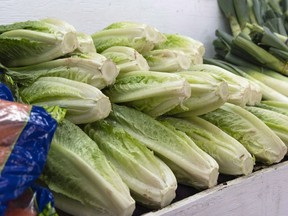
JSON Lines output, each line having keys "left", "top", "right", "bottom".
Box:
{"left": 189, "top": 64, "right": 257, "bottom": 107}
{"left": 20, "top": 77, "right": 111, "bottom": 124}
{"left": 6, "top": 53, "right": 119, "bottom": 89}
{"left": 0, "top": 18, "right": 78, "bottom": 67}
{"left": 101, "top": 46, "right": 150, "bottom": 73}
{"left": 144, "top": 49, "right": 191, "bottom": 72}
{"left": 154, "top": 33, "right": 205, "bottom": 65}
{"left": 103, "top": 71, "right": 191, "bottom": 117}
{"left": 109, "top": 104, "right": 219, "bottom": 189}
{"left": 167, "top": 71, "right": 229, "bottom": 116}
{"left": 245, "top": 106, "right": 288, "bottom": 148}
{"left": 160, "top": 116, "right": 254, "bottom": 175}
{"left": 91, "top": 21, "right": 166, "bottom": 54}
{"left": 84, "top": 118, "right": 177, "bottom": 209}
{"left": 201, "top": 103, "right": 287, "bottom": 164}
{"left": 42, "top": 119, "right": 135, "bottom": 216}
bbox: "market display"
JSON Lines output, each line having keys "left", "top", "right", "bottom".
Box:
{"left": 1, "top": 0, "right": 288, "bottom": 215}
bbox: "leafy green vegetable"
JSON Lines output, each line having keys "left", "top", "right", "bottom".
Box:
{"left": 238, "top": 66, "right": 288, "bottom": 97}
{"left": 109, "top": 104, "right": 219, "bottom": 189}
{"left": 42, "top": 105, "right": 67, "bottom": 123}
{"left": 201, "top": 103, "right": 287, "bottom": 164}
{"left": 101, "top": 46, "right": 150, "bottom": 73}
{"left": 160, "top": 116, "right": 254, "bottom": 175}
{"left": 84, "top": 118, "right": 177, "bottom": 208}
{"left": 91, "top": 21, "right": 166, "bottom": 54}
{"left": 189, "top": 64, "right": 256, "bottom": 106}
{"left": 217, "top": 0, "right": 242, "bottom": 36}
{"left": 6, "top": 53, "right": 119, "bottom": 89}
{"left": 204, "top": 58, "right": 287, "bottom": 103}
{"left": 75, "top": 32, "right": 97, "bottom": 54}
{"left": 203, "top": 58, "right": 262, "bottom": 106}
{"left": 154, "top": 33, "right": 205, "bottom": 65}
{"left": 246, "top": 106, "right": 288, "bottom": 147}
{"left": 144, "top": 49, "right": 191, "bottom": 72}
{"left": 167, "top": 71, "right": 229, "bottom": 116}
{"left": 42, "top": 119, "right": 135, "bottom": 216}
{"left": 233, "top": 0, "right": 251, "bottom": 30}
{"left": 103, "top": 71, "right": 191, "bottom": 117}
{"left": 260, "top": 100, "right": 288, "bottom": 115}
{"left": 233, "top": 32, "right": 288, "bottom": 75}
{"left": 20, "top": 77, "right": 111, "bottom": 124}
{"left": 238, "top": 66, "right": 288, "bottom": 101}
{"left": 0, "top": 18, "right": 78, "bottom": 67}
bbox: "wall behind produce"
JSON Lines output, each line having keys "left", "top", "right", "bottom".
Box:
{"left": 1, "top": 0, "right": 229, "bottom": 57}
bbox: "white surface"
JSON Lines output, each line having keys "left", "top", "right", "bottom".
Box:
{"left": 144, "top": 161, "right": 288, "bottom": 216}
{"left": 0, "top": 0, "right": 228, "bottom": 57}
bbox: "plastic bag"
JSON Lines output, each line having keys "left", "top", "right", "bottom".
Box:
{"left": 5, "top": 184, "right": 58, "bottom": 216}
{"left": 0, "top": 83, "right": 58, "bottom": 215}
{"left": 0, "top": 83, "right": 13, "bottom": 101}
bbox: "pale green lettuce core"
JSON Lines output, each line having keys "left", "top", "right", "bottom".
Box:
{"left": 75, "top": 32, "right": 97, "bottom": 54}
{"left": 101, "top": 46, "right": 150, "bottom": 73}
{"left": 84, "top": 118, "right": 177, "bottom": 208}
{"left": 144, "top": 49, "right": 191, "bottom": 72}
{"left": 20, "top": 77, "right": 111, "bottom": 124}
{"left": 160, "top": 116, "right": 254, "bottom": 175}
{"left": 6, "top": 52, "right": 119, "bottom": 89}
{"left": 167, "top": 71, "right": 229, "bottom": 116}
{"left": 103, "top": 71, "right": 191, "bottom": 117}
{"left": 201, "top": 103, "right": 287, "bottom": 164}
{"left": 91, "top": 21, "right": 166, "bottom": 54}
{"left": 43, "top": 119, "right": 135, "bottom": 216}
{"left": 0, "top": 18, "right": 78, "bottom": 67}
{"left": 109, "top": 104, "right": 219, "bottom": 189}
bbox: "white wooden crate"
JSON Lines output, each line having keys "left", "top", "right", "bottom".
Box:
{"left": 139, "top": 160, "right": 288, "bottom": 216}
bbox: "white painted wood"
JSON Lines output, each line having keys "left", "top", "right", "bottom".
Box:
{"left": 143, "top": 161, "right": 288, "bottom": 216}
{"left": 0, "top": 0, "right": 229, "bottom": 57}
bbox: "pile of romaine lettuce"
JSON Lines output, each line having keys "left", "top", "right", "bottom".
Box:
{"left": 1, "top": 17, "right": 288, "bottom": 216}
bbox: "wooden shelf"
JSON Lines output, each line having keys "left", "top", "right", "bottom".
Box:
{"left": 138, "top": 160, "right": 288, "bottom": 216}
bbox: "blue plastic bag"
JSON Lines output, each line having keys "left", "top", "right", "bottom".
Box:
{"left": 4, "top": 184, "right": 58, "bottom": 216}
{"left": 0, "top": 83, "right": 13, "bottom": 101}
{"left": 0, "top": 83, "right": 58, "bottom": 215}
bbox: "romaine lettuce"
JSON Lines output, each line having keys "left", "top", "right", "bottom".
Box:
{"left": 20, "top": 77, "right": 111, "bottom": 124}
{"left": 103, "top": 71, "right": 191, "bottom": 117}
{"left": 0, "top": 18, "right": 78, "bottom": 67}
{"left": 202, "top": 103, "right": 287, "bottom": 164}
{"left": 43, "top": 120, "right": 135, "bottom": 216}
{"left": 91, "top": 21, "right": 166, "bottom": 54}
{"left": 109, "top": 104, "right": 219, "bottom": 189}
{"left": 160, "top": 116, "right": 254, "bottom": 175}
{"left": 84, "top": 118, "right": 177, "bottom": 208}
{"left": 6, "top": 53, "right": 119, "bottom": 89}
